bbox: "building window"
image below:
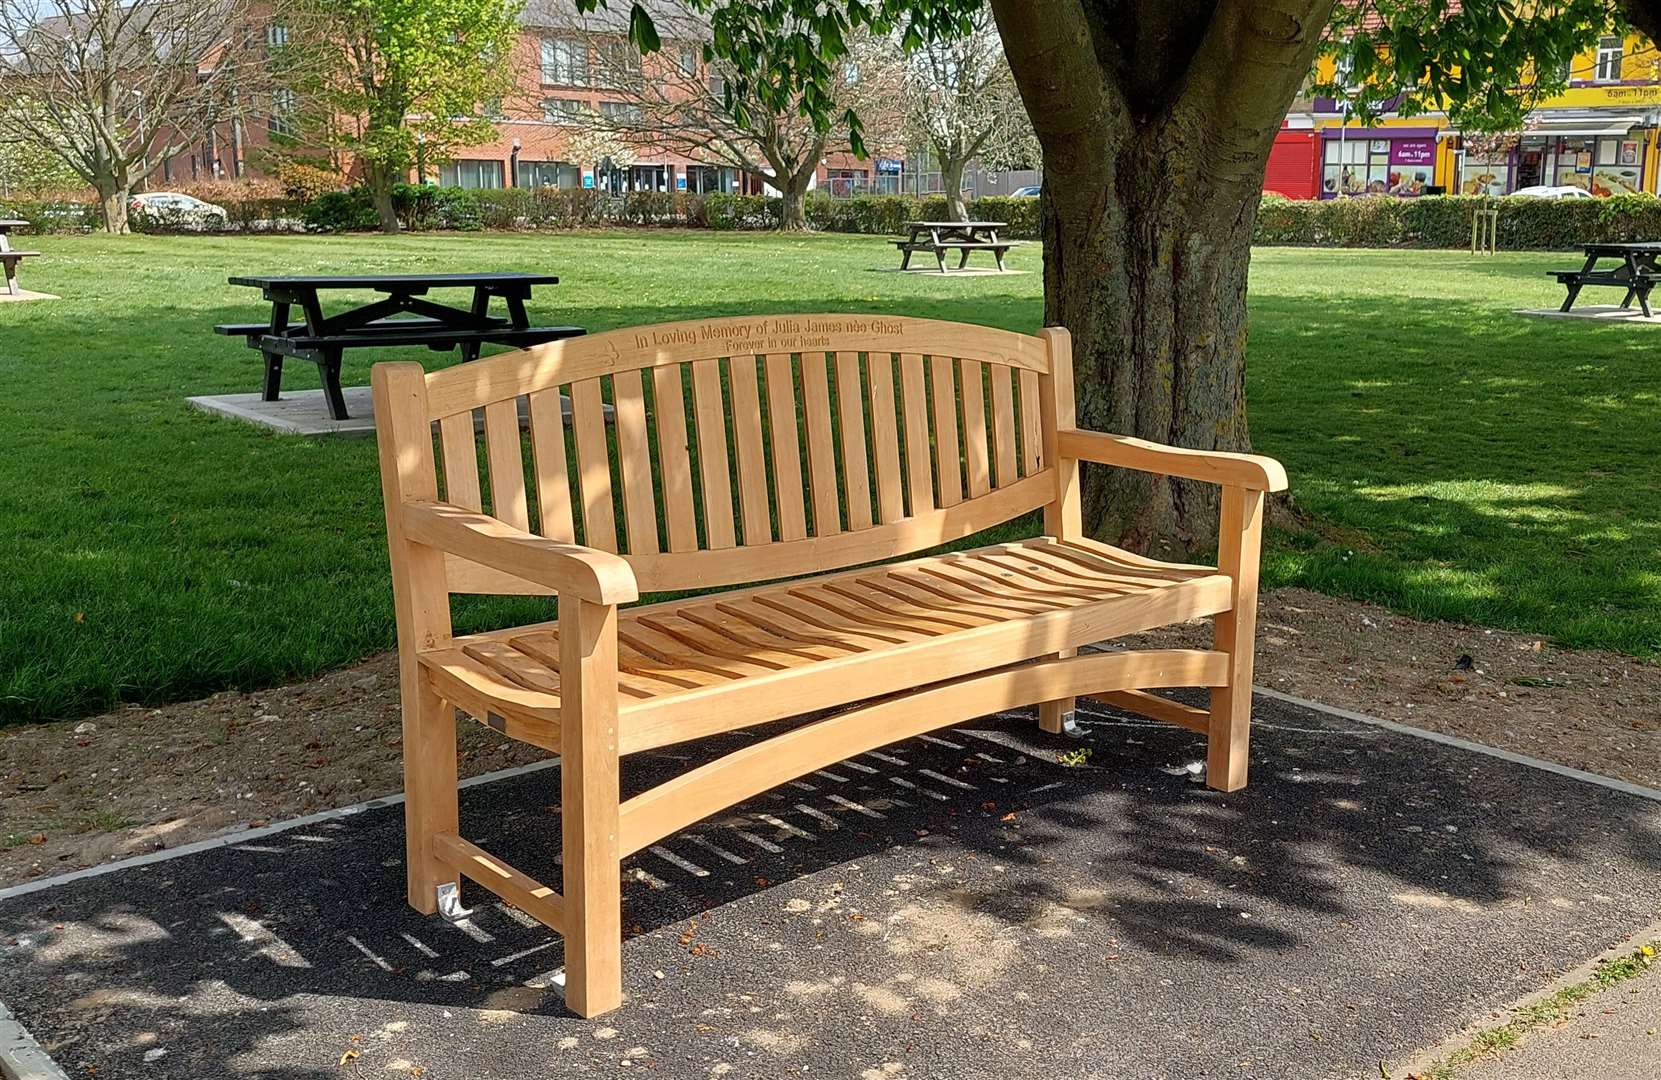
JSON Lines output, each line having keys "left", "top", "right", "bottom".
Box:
{"left": 543, "top": 97, "right": 587, "bottom": 123}
{"left": 679, "top": 44, "right": 698, "bottom": 76}
{"left": 598, "top": 100, "right": 641, "bottom": 123}
{"left": 541, "top": 37, "right": 588, "bottom": 86}
{"left": 269, "top": 88, "right": 297, "bottom": 138}
{"left": 517, "top": 161, "right": 582, "bottom": 188}
{"left": 1322, "top": 137, "right": 1391, "bottom": 196}
{"left": 1596, "top": 36, "right": 1623, "bottom": 81}
{"left": 440, "top": 159, "right": 504, "bottom": 189}
{"left": 266, "top": 24, "right": 289, "bottom": 48}
{"left": 599, "top": 40, "right": 642, "bottom": 89}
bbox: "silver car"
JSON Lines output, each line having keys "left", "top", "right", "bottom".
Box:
{"left": 129, "top": 192, "right": 230, "bottom": 230}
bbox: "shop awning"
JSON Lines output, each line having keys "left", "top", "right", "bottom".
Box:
{"left": 1524, "top": 114, "right": 1646, "bottom": 137}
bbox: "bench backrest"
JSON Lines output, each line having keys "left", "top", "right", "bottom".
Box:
{"left": 385, "top": 314, "right": 1073, "bottom": 596}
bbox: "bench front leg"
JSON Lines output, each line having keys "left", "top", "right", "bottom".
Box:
{"left": 1207, "top": 485, "right": 1265, "bottom": 792}
{"left": 560, "top": 597, "right": 624, "bottom": 1017}
{"left": 404, "top": 673, "right": 460, "bottom": 912}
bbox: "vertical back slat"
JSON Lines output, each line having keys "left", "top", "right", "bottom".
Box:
{"left": 835, "top": 351, "right": 873, "bottom": 530}
{"left": 764, "top": 354, "right": 808, "bottom": 541}
{"left": 527, "top": 388, "right": 574, "bottom": 541}
{"left": 958, "top": 359, "right": 991, "bottom": 499}
{"left": 898, "top": 353, "right": 933, "bottom": 515}
{"left": 439, "top": 412, "right": 482, "bottom": 512}
{"left": 610, "top": 369, "right": 660, "bottom": 556}
{"left": 800, "top": 352, "right": 841, "bottom": 537}
{"left": 651, "top": 365, "right": 698, "bottom": 552}
{"left": 690, "top": 358, "right": 737, "bottom": 549}
{"left": 866, "top": 353, "right": 905, "bottom": 523}
{"left": 929, "top": 355, "right": 963, "bottom": 507}
{"left": 570, "top": 377, "right": 618, "bottom": 552}
{"left": 483, "top": 399, "right": 530, "bottom": 531}
{"left": 1018, "top": 369, "right": 1043, "bottom": 476}
{"left": 727, "top": 356, "right": 772, "bottom": 545}
{"left": 989, "top": 364, "right": 1018, "bottom": 488}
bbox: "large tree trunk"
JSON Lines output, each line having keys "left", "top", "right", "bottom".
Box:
{"left": 941, "top": 155, "right": 969, "bottom": 221}
{"left": 777, "top": 174, "right": 811, "bottom": 231}
{"left": 366, "top": 160, "right": 401, "bottom": 234}
{"left": 94, "top": 169, "right": 130, "bottom": 234}
{"left": 990, "top": 0, "right": 1330, "bottom": 554}
{"left": 1045, "top": 165, "right": 1257, "bottom": 555}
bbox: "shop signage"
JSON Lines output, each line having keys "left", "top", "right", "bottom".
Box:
{"left": 1389, "top": 138, "right": 1437, "bottom": 166}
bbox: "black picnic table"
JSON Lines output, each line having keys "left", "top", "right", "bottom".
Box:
{"left": 1551, "top": 242, "right": 1661, "bottom": 317}
{"left": 892, "top": 220, "right": 1019, "bottom": 272}
{"left": 216, "top": 272, "right": 584, "bottom": 420}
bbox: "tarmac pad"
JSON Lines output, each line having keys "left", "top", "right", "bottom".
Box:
{"left": 3, "top": 694, "right": 1659, "bottom": 1079}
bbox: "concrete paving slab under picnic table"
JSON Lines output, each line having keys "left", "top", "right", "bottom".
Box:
{"left": 3, "top": 693, "right": 1659, "bottom": 1080}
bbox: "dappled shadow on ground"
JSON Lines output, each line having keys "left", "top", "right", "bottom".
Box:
{"left": 1245, "top": 289, "right": 1661, "bottom": 654}
{"left": 4, "top": 695, "right": 1659, "bottom": 1078}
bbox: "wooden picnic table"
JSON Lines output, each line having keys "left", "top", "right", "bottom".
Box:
{"left": 217, "top": 272, "right": 584, "bottom": 420}
{"left": 1551, "top": 241, "right": 1661, "bottom": 317}
{"left": 0, "top": 219, "right": 42, "bottom": 297}
{"left": 892, "top": 220, "right": 1019, "bottom": 272}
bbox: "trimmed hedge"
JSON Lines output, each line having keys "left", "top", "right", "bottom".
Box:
{"left": 12, "top": 182, "right": 1661, "bottom": 249}
{"left": 1255, "top": 192, "right": 1661, "bottom": 249}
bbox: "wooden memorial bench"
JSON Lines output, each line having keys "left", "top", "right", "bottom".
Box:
{"left": 2, "top": 249, "right": 41, "bottom": 297}
{"left": 372, "top": 314, "right": 1287, "bottom": 1017}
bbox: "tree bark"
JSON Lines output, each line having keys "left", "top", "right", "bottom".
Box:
{"left": 776, "top": 169, "right": 814, "bottom": 230}
{"left": 940, "top": 154, "right": 968, "bottom": 220}
{"left": 1045, "top": 162, "right": 1258, "bottom": 552}
{"left": 94, "top": 167, "right": 130, "bottom": 234}
{"left": 989, "top": 0, "right": 1330, "bottom": 555}
{"left": 366, "top": 160, "right": 401, "bottom": 234}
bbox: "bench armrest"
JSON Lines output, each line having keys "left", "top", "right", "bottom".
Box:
{"left": 1055, "top": 429, "right": 1288, "bottom": 492}
{"left": 401, "top": 501, "right": 638, "bottom": 605}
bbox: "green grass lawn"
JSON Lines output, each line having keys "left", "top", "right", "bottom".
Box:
{"left": 0, "top": 232, "right": 1656, "bottom": 724}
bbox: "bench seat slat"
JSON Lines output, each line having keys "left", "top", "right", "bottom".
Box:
{"left": 424, "top": 537, "right": 1229, "bottom": 755}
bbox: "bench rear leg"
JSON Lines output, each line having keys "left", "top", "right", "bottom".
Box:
{"left": 404, "top": 677, "right": 459, "bottom": 914}
{"left": 1559, "top": 283, "right": 1582, "bottom": 312}
{"left": 561, "top": 599, "right": 624, "bottom": 1017}
{"left": 1207, "top": 487, "right": 1264, "bottom": 792}
{"left": 2, "top": 258, "right": 18, "bottom": 297}
{"left": 1038, "top": 648, "right": 1078, "bottom": 734}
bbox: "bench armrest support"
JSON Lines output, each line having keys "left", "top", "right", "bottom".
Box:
{"left": 401, "top": 501, "right": 639, "bottom": 605}
{"left": 1055, "top": 429, "right": 1288, "bottom": 492}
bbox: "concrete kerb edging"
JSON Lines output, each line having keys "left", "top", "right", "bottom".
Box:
{"left": 1254, "top": 687, "right": 1661, "bottom": 804}
{"left": 0, "top": 1000, "right": 70, "bottom": 1080}
{"left": 1394, "top": 914, "right": 1661, "bottom": 1078}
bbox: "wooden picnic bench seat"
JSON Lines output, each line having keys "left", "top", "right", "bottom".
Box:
{"left": 1, "top": 249, "right": 41, "bottom": 296}
{"left": 372, "top": 314, "right": 1287, "bottom": 1017}
{"left": 890, "top": 237, "right": 1019, "bottom": 271}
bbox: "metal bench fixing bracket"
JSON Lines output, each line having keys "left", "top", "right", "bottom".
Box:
{"left": 436, "top": 881, "right": 474, "bottom": 923}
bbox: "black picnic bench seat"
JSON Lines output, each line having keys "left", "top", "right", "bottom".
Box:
{"left": 1550, "top": 242, "right": 1661, "bottom": 317}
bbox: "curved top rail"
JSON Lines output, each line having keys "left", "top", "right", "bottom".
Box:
{"left": 423, "top": 313, "right": 1049, "bottom": 419}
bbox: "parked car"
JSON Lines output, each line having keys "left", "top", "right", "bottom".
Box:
{"left": 1510, "top": 185, "right": 1594, "bottom": 199}
{"left": 1011, "top": 185, "right": 1041, "bottom": 197}
{"left": 129, "top": 192, "right": 230, "bottom": 230}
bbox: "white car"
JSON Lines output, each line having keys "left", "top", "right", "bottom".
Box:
{"left": 129, "top": 191, "right": 230, "bottom": 230}
{"left": 1010, "top": 185, "right": 1041, "bottom": 197}
{"left": 1510, "top": 185, "right": 1594, "bottom": 199}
